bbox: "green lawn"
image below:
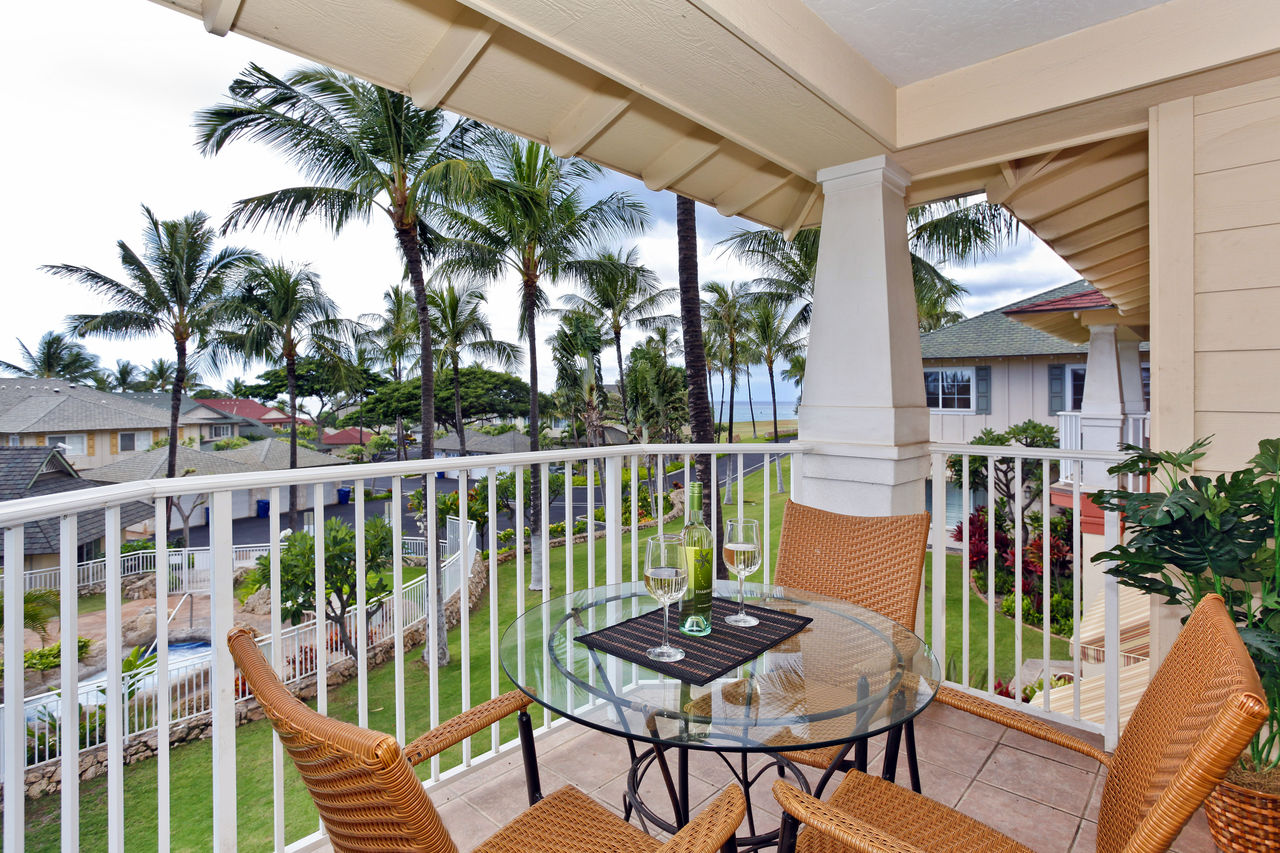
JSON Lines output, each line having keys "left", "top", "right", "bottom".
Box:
{"left": 24, "top": 458, "right": 1059, "bottom": 851}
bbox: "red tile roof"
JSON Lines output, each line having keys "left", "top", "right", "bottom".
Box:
{"left": 199, "top": 398, "right": 310, "bottom": 424}
{"left": 321, "top": 427, "right": 374, "bottom": 445}
{"left": 1003, "top": 287, "right": 1113, "bottom": 315}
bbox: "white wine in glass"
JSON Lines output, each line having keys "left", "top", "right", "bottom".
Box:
{"left": 724, "top": 518, "right": 761, "bottom": 627}
{"left": 644, "top": 534, "right": 688, "bottom": 662}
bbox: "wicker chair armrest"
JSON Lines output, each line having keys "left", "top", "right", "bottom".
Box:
{"left": 404, "top": 690, "right": 533, "bottom": 766}
{"left": 658, "top": 785, "right": 746, "bottom": 853}
{"left": 772, "top": 780, "right": 925, "bottom": 853}
{"left": 935, "top": 685, "right": 1108, "bottom": 767}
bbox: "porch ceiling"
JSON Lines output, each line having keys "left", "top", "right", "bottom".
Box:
{"left": 156, "top": 0, "right": 1280, "bottom": 244}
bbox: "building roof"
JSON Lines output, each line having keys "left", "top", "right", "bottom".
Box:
{"left": 218, "top": 438, "right": 348, "bottom": 470}
{"left": 0, "top": 447, "right": 152, "bottom": 554}
{"left": 919, "top": 281, "right": 1092, "bottom": 360}
{"left": 321, "top": 427, "right": 376, "bottom": 447}
{"left": 197, "top": 398, "right": 308, "bottom": 424}
{"left": 119, "top": 392, "right": 249, "bottom": 423}
{"left": 91, "top": 445, "right": 258, "bottom": 483}
{"left": 436, "top": 428, "right": 532, "bottom": 455}
{"left": 0, "top": 382, "right": 197, "bottom": 433}
{"left": 1003, "top": 288, "right": 1114, "bottom": 315}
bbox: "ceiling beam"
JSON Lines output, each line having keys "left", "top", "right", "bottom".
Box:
{"left": 642, "top": 137, "right": 720, "bottom": 192}
{"left": 548, "top": 86, "right": 635, "bottom": 158}
{"left": 714, "top": 171, "right": 792, "bottom": 218}
{"left": 1050, "top": 208, "right": 1147, "bottom": 256}
{"left": 409, "top": 13, "right": 499, "bottom": 109}
{"left": 201, "top": 0, "right": 243, "bottom": 36}
{"left": 781, "top": 183, "right": 821, "bottom": 241}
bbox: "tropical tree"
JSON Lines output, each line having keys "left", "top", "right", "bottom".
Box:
{"left": 211, "top": 259, "right": 350, "bottom": 529}
{"left": 105, "top": 359, "right": 144, "bottom": 392}
{"left": 443, "top": 136, "right": 647, "bottom": 589}
{"left": 781, "top": 352, "right": 806, "bottom": 402}
{"left": 197, "top": 64, "right": 499, "bottom": 469}
{"left": 716, "top": 227, "right": 820, "bottom": 331}
{"left": 426, "top": 280, "right": 519, "bottom": 456}
{"left": 646, "top": 325, "right": 682, "bottom": 363}
{"left": 142, "top": 358, "right": 178, "bottom": 393}
{"left": 626, "top": 339, "right": 688, "bottom": 443}
{"left": 361, "top": 284, "right": 421, "bottom": 459}
{"left": 550, "top": 310, "right": 607, "bottom": 447}
{"left": 701, "top": 281, "right": 754, "bottom": 444}
{"left": 0, "top": 588, "right": 60, "bottom": 647}
{"left": 745, "top": 298, "right": 802, "bottom": 441}
{"left": 0, "top": 332, "right": 100, "bottom": 383}
{"left": 560, "top": 246, "right": 669, "bottom": 430}
{"left": 225, "top": 376, "right": 253, "bottom": 398}
{"left": 47, "top": 206, "right": 257, "bottom": 480}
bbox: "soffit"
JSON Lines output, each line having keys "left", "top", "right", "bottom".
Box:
{"left": 798, "top": 0, "right": 1171, "bottom": 86}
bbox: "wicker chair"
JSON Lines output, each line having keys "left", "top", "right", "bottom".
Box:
{"left": 771, "top": 501, "right": 931, "bottom": 792}
{"left": 227, "top": 629, "right": 746, "bottom": 853}
{"left": 771, "top": 593, "right": 1269, "bottom": 853}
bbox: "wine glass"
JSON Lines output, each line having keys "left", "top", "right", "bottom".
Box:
{"left": 644, "top": 534, "right": 688, "bottom": 662}
{"left": 723, "top": 518, "right": 761, "bottom": 627}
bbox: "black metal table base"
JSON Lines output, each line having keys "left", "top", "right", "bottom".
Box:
{"left": 622, "top": 736, "right": 811, "bottom": 852}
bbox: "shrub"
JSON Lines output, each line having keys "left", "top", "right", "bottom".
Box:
{"left": 213, "top": 435, "right": 250, "bottom": 451}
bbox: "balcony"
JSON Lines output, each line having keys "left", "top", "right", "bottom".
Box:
{"left": 0, "top": 441, "right": 1202, "bottom": 851}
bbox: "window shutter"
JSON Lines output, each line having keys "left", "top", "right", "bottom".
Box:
{"left": 1048, "top": 364, "right": 1066, "bottom": 415}
{"left": 975, "top": 366, "right": 992, "bottom": 414}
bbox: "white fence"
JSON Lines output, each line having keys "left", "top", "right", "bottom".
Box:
{"left": 0, "top": 441, "right": 1135, "bottom": 852}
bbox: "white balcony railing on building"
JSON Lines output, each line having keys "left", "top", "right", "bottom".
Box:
{"left": 0, "top": 441, "right": 1130, "bottom": 852}
{"left": 1057, "top": 411, "right": 1149, "bottom": 486}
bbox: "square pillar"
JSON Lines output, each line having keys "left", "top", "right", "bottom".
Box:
{"left": 797, "top": 155, "right": 929, "bottom": 515}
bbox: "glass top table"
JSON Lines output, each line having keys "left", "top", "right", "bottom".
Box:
{"left": 499, "top": 581, "right": 941, "bottom": 753}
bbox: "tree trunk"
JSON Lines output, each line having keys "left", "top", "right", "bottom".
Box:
{"left": 746, "top": 363, "right": 758, "bottom": 438}
{"left": 287, "top": 353, "right": 300, "bottom": 532}
{"left": 674, "top": 194, "right": 724, "bottom": 575}
{"left": 726, "top": 343, "right": 737, "bottom": 445}
{"left": 453, "top": 357, "right": 466, "bottom": 457}
{"left": 167, "top": 338, "right": 186, "bottom": 479}
{"left": 767, "top": 356, "right": 783, "bottom": 493}
{"left": 524, "top": 271, "right": 546, "bottom": 591}
{"left": 395, "top": 222, "right": 445, "bottom": 666}
{"left": 614, "top": 329, "right": 630, "bottom": 431}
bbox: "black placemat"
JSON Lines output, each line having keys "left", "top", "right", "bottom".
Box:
{"left": 576, "top": 598, "right": 813, "bottom": 686}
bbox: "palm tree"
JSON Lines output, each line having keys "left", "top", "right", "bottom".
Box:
{"left": 745, "top": 299, "right": 803, "bottom": 441}
{"left": 646, "top": 325, "right": 682, "bottom": 363}
{"left": 106, "top": 359, "right": 144, "bottom": 391}
{"left": 550, "top": 311, "right": 607, "bottom": 447}
{"left": 212, "top": 259, "right": 348, "bottom": 530}
{"left": 225, "top": 377, "right": 253, "bottom": 397}
{"left": 718, "top": 195, "right": 1017, "bottom": 332}
{"left": 0, "top": 332, "right": 100, "bottom": 383}
{"left": 360, "top": 284, "right": 421, "bottom": 460}
{"left": 47, "top": 206, "right": 257, "bottom": 480}
{"left": 444, "top": 136, "right": 647, "bottom": 589}
{"left": 560, "top": 247, "right": 669, "bottom": 430}
{"left": 0, "top": 588, "right": 60, "bottom": 648}
{"left": 197, "top": 64, "right": 499, "bottom": 467}
{"left": 701, "top": 281, "right": 754, "bottom": 444}
{"left": 781, "top": 352, "right": 807, "bottom": 402}
{"left": 426, "top": 281, "right": 519, "bottom": 455}
{"left": 143, "top": 358, "right": 178, "bottom": 392}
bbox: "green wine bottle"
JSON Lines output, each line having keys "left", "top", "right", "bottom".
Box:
{"left": 679, "top": 481, "right": 714, "bottom": 636}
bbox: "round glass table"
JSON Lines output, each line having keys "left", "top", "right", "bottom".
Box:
{"left": 499, "top": 582, "right": 940, "bottom": 848}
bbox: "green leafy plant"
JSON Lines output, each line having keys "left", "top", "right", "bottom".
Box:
{"left": 1092, "top": 436, "right": 1280, "bottom": 774}
{"left": 213, "top": 435, "right": 250, "bottom": 451}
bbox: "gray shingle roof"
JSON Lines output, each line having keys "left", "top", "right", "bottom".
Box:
{"left": 0, "top": 383, "right": 199, "bottom": 433}
{"left": 0, "top": 447, "right": 152, "bottom": 554}
{"left": 218, "top": 438, "right": 349, "bottom": 470}
{"left": 91, "top": 445, "right": 258, "bottom": 483}
{"left": 920, "top": 281, "right": 1093, "bottom": 360}
{"left": 436, "top": 429, "right": 531, "bottom": 455}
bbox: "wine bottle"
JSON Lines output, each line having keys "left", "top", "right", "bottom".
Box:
{"left": 679, "top": 480, "right": 714, "bottom": 636}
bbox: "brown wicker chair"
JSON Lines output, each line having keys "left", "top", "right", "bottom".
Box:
{"left": 771, "top": 501, "right": 931, "bottom": 792}
{"left": 228, "top": 628, "right": 746, "bottom": 853}
{"left": 771, "top": 593, "right": 1269, "bottom": 853}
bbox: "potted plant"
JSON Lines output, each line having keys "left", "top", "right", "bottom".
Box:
{"left": 1092, "top": 437, "right": 1279, "bottom": 850}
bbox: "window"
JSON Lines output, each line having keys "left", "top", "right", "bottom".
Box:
{"left": 1068, "top": 365, "right": 1087, "bottom": 411}
{"left": 118, "top": 431, "right": 149, "bottom": 452}
{"left": 209, "top": 424, "right": 232, "bottom": 439}
{"left": 46, "top": 434, "right": 87, "bottom": 455}
{"left": 7, "top": 435, "right": 19, "bottom": 446}
{"left": 923, "top": 368, "right": 974, "bottom": 411}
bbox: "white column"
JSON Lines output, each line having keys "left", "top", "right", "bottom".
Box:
{"left": 798, "top": 154, "right": 929, "bottom": 515}
{"left": 1078, "top": 323, "right": 1126, "bottom": 488}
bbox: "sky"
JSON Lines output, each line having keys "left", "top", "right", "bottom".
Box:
{"left": 1, "top": 0, "right": 1078, "bottom": 412}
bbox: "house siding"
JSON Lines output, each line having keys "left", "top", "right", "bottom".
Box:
{"left": 1186, "top": 76, "right": 1280, "bottom": 472}
{"left": 924, "top": 354, "right": 1087, "bottom": 443}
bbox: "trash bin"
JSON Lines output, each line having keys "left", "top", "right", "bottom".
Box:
{"left": 336, "top": 486, "right": 352, "bottom": 505}
{"left": 257, "top": 499, "right": 271, "bottom": 518}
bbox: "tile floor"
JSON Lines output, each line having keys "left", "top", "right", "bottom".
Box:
{"left": 424, "top": 700, "right": 1218, "bottom": 852}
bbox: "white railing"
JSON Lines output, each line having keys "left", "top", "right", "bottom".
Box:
{"left": 1057, "top": 410, "right": 1149, "bottom": 486}
{"left": 928, "top": 442, "right": 1129, "bottom": 750}
{"left": 0, "top": 443, "right": 801, "bottom": 852}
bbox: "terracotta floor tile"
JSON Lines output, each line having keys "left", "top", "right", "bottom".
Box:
{"left": 438, "top": 796, "right": 501, "bottom": 853}
{"left": 977, "top": 744, "right": 1097, "bottom": 814}
{"left": 463, "top": 764, "right": 570, "bottom": 827}
{"left": 956, "top": 781, "right": 1082, "bottom": 853}
{"left": 1170, "top": 808, "right": 1217, "bottom": 852}
{"left": 1071, "top": 819, "right": 1098, "bottom": 852}
{"left": 919, "top": 699, "right": 1008, "bottom": 741}
{"left": 909, "top": 717, "right": 1000, "bottom": 777}
{"left": 903, "top": 758, "right": 974, "bottom": 808}
{"left": 999, "top": 727, "right": 1103, "bottom": 773}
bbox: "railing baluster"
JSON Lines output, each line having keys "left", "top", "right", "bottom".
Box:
{"left": 987, "top": 455, "right": 996, "bottom": 695}
{"left": 630, "top": 454, "right": 639, "bottom": 581}
{"left": 1042, "top": 459, "right": 1051, "bottom": 710}
{"left": 961, "top": 455, "right": 970, "bottom": 687}
{"left": 1072, "top": 462, "right": 1083, "bottom": 720}
{"left": 736, "top": 450, "right": 744, "bottom": 522}
{"left": 515, "top": 465, "right": 528, "bottom": 722}
{"left": 459, "top": 466, "right": 471, "bottom": 767}
{"left": 269, "top": 486, "right": 285, "bottom": 852}
{"left": 762, "top": 454, "right": 771, "bottom": 585}
{"left": 104, "top": 507, "right": 125, "bottom": 852}
{"left": 209, "top": 492, "right": 236, "bottom": 852}
{"left": 930, "top": 453, "right": 946, "bottom": 662}
{"left": 355, "top": 480, "right": 369, "bottom": 728}
{"left": 60, "top": 513, "right": 80, "bottom": 853}
{"left": 1013, "top": 457, "right": 1024, "bottom": 698}
{"left": 423, "top": 472, "right": 436, "bottom": 776}
{"left": 393, "top": 475, "right": 407, "bottom": 751}
{"left": 540, "top": 462, "right": 551, "bottom": 730}
{"left": 152, "top": 501, "right": 168, "bottom": 853}
{"left": 3, "top": 526, "right": 23, "bottom": 851}
{"left": 564, "top": 461, "right": 574, "bottom": 599}
{"left": 487, "top": 467, "right": 499, "bottom": 754}
{"left": 1103, "top": 469, "right": 1122, "bottom": 751}
{"left": 710, "top": 452, "right": 719, "bottom": 562}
